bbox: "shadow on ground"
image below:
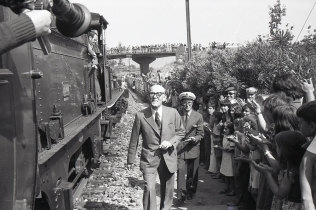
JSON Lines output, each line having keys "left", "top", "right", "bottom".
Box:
{"left": 127, "top": 176, "right": 146, "bottom": 189}
{"left": 84, "top": 201, "right": 129, "bottom": 210}
{"left": 171, "top": 167, "right": 239, "bottom": 210}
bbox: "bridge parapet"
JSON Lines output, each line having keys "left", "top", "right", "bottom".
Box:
{"left": 106, "top": 46, "right": 179, "bottom": 56}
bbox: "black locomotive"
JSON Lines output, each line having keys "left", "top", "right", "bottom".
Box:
{"left": 0, "top": 0, "right": 127, "bottom": 209}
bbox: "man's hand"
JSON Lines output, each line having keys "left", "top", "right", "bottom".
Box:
{"left": 248, "top": 133, "right": 270, "bottom": 145}
{"left": 301, "top": 78, "right": 314, "bottom": 93}
{"left": 226, "top": 135, "right": 238, "bottom": 143}
{"left": 237, "top": 98, "right": 246, "bottom": 106}
{"left": 188, "top": 136, "right": 198, "bottom": 143}
{"left": 247, "top": 100, "right": 261, "bottom": 115}
{"left": 247, "top": 133, "right": 271, "bottom": 152}
{"left": 159, "top": 141, "right": 172, "bottom": 150}
{"left": 251, "top": 161, "right": 274, "bottom": 174}
{"left": 25, "top": 10, "right": 52, "bottom": 36}
{"left": 126, "top": 163, "right": 134, "bottom": 170}
{"left": 213, "top": 145, "right": 223, "bottom": 150}
{"left": 244, "top": 138, "right": 257, "bottom": 151}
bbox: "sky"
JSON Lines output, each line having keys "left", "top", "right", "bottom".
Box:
{"left": 72, "top": 0, "right": 316, "bottom": 67}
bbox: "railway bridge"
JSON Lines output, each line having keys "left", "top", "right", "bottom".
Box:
{"left": 106, "top": 46, "right": 185, "bottom": 75}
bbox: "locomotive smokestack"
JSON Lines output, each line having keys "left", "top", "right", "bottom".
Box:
{"left": 52, "top": 0, "right": 91, "bottom": 37}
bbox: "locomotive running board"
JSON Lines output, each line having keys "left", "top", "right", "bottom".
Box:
{"left": 106, "top": 89, "right": 124, "bottom": 108}
{"left": 38, "top": 106, "right": 105, "bottom": 165}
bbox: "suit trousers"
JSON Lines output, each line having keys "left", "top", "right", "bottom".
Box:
{"left": 177, "top": 157, "right": 199, "bottom": 197}
{"left": 143, "top": 157, "right": 175, "bottom": 210}
{"left": 204, "top": 128, "right": 211, "bottom": 168}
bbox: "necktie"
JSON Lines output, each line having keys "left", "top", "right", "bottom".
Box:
{"left": 184, "top": 113, "right": 189, "bottom": 127}
{"left": 155, "top": 112, "right": 161, "bottom": 130}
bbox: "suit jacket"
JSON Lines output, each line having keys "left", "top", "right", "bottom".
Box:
{"left": 177, "top": 110, "right": 204, "bottom": 159}
{"left": 127, "top": 106, "right": 185, "bottom": 173}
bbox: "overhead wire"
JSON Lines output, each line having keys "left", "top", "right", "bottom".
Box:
{"left": 295, "top": 1, "right": 316, "bottom": 42}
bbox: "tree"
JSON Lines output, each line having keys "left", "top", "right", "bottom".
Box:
{"left": 268, "top": 0, "right": 293, "bottom": 49}
{"left": 170, "top": 50, "right": 240, "bottom": 103}
{"left": 167, "top": 0, "right": 316, "bottom": 101}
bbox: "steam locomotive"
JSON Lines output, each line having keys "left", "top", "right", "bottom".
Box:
{"left": 0, "top": 1, "right": 127, "bottom": 209}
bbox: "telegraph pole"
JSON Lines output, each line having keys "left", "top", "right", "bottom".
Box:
{"left": 185, "top": 0, "right": 192, "bottom": 61}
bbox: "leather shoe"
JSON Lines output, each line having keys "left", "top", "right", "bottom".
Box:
{"left": 213, "top": 173, "right": 221, "bottom": 179}
{"left": 186, "top": 193, "right": 193, "bottom": 200}
{"left": 219, "top": 189, "right": 229, "bottom": 194}
{"left": 174, "top": 197, "right": 185, "bottom": 207}
{"left": 226, "top": 191, "right": 236, "bottom": 196}
{"left": 188, "top": 184, "right": 195, "bottom": 190}
{"left": 227, "top": 201, "right": 239, "bottom": 206}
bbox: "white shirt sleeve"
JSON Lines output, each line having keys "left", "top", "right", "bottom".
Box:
{"left": 307, "top": 136, "right": 316, "bottom": 154}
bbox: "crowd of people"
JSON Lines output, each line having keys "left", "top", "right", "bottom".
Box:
{"left": 106, "top": 42, "right": 239, "bottom": 55}
{"left": 127, "top": 73, "right": 316, "bottom": 210}
{"left": 107, "top": 43, "right": 183, "bottom": 55}
{"left": 198, "top": 74, "right": 316, "bottom": 210}
{"left": 2, "top": 1, "right": 315, "bottom": 209}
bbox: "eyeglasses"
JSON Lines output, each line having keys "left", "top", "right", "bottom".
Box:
{"left": 227, "top": 92, "right": 235, "bottom": 95}
{"left": 149, "top": 92, "right": 165, "bottom": 97}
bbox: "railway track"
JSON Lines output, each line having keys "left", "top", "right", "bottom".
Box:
{"left": 73, "top": 92, "right": 145, "bottom": 210}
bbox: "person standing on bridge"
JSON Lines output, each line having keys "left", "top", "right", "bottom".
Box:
{"left": 176, "top": 92, "right": 204, "bottom": 205}
{"left": 127, "top": 84, "right": 185, "bottom": 210}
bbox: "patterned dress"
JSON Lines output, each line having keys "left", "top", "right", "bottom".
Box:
{"left": 271, "top": 170, "right": 302, "bottom": 210}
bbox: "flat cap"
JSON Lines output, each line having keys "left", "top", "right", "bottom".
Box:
{"left": 179, "top": 92, "right": 196, "bottom": 101}
{"left": 225, "top": 86, "right": 236, "bottom": 92}
{"left": 246, "top": 87, "right": 258, "bottom": 94}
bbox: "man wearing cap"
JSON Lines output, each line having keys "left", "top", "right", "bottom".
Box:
{"left": 245, "top": 87, "right": 259, "bottom": 115}
{"left": 225, "top": 86, "right": 238, "bottom": 104}
{"left": 176, "top": 92, "right": 204, "bottom": 204}
{"left": 127, "top": 84, "right": 185, "bottom": 210}
{"left": 225, "top": 85, "right": 246, "bottom": 107}
{"left": 246, "top": 87, "right": 257, "bottom": 103}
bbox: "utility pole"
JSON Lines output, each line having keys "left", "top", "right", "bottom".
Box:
{"left": 185, "top": 0, "right": 192, "bottom": 61}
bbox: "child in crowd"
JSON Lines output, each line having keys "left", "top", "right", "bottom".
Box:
{"left": 252, "top": 131, "right": 306, "bottom": 210}
{"left": 218, "top": 122, "right": 236, "bottom": 196}
{"left": 243, "top": 116, "right": 261, "bottom": 202}
{"left": 249, "top": 103, "right": 303, "bottom": 209}
{"left": 209, "top": 111, "right": 223, "bottom": 178}
{"left": 242, "top": 104, "right": 252, "bottom": 117}
{"left": 228, "top": 118, "right": 256, "bottom": 210}
{"left": 203, "top": 78, "right": 316, "bottom": 210}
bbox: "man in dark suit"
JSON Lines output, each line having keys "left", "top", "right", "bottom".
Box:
{"left": 176, "top": 92, "right": 204, "bottom": 205}
{"left": 127, "top": 84, "right": 185, "bottom": 210}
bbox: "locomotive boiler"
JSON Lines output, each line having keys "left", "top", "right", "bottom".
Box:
{"left": 0, "top": 0, "right": 127, "bottom": 209}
